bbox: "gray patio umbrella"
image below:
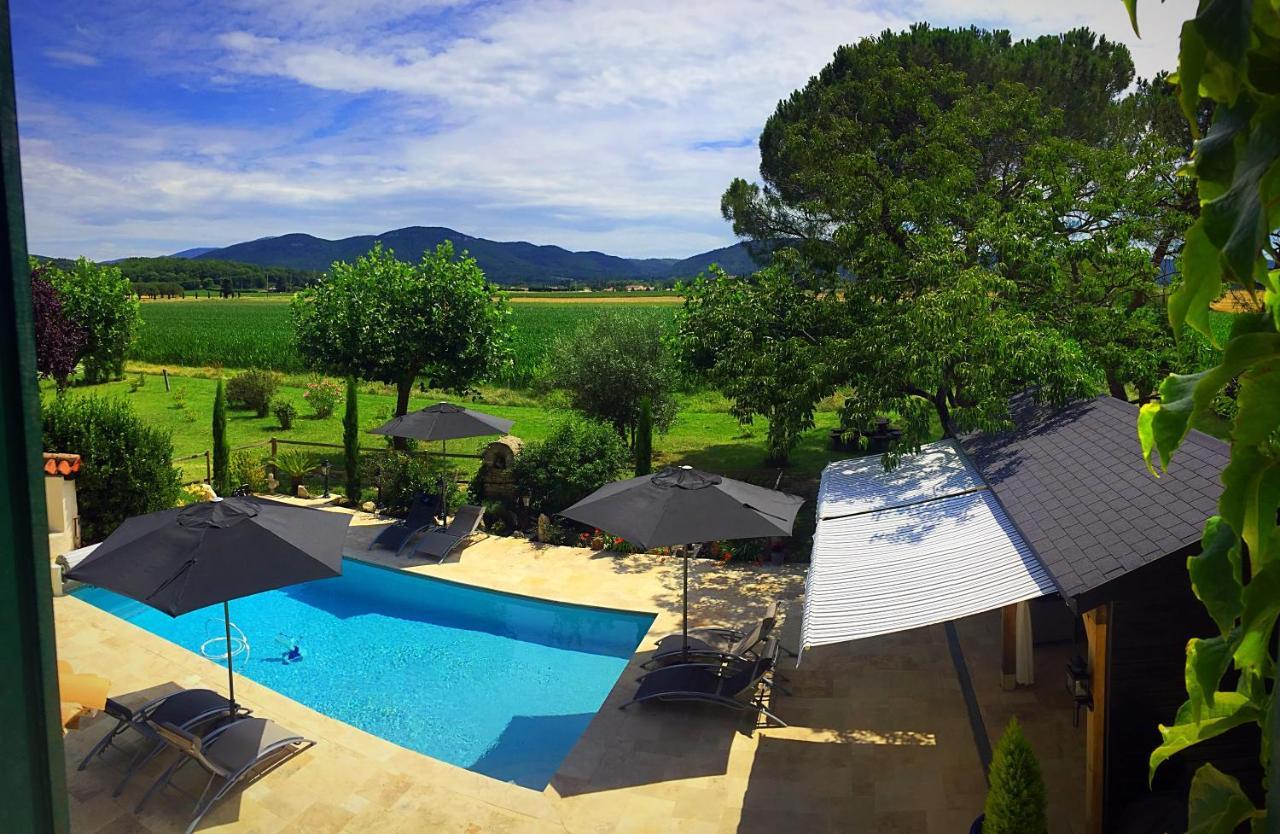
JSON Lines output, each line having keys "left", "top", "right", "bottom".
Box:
{"left": 369, "top": 401, "right": 514, "bottom": 523}
{"left": 560, "top": 465, "right": 804, "bottom": 655}
{"left": 66, "top": 496, "right": 350, "bottom": 719}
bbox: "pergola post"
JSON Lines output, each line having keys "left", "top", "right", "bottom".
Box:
{"left": 1082, "top": 603, "right": 1110, "bottom": 834}
{"left": 1000, "top": 603, "right": 1017, "bottom": 691}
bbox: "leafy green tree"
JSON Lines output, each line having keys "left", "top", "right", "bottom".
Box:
{"left": 982, "top": 718, "right": 1047, "bottom": 834}
{"left": 292, "top": 243, "right": 510, "bottom": 450}
{"left": 721, "top": 24, "right": 1196, "bottom": 408}
{"left": 1132, "top": 0, "right": 1280, "bottom": 829}
{"left": 343, "top": 377, "right": 360, "bottom": 502}
{"left": 680, "top": 258, "right": 1096, "bottom": 464}
{"left": 46, "top": 257, "right": 139, "bottom": 384}
{"left": 513, "top": 417, "right": 631, "bottom": 516}
{"left": 544, "top": 310, "right": 678, "bottom": 447}
{"left": 42, "top": 395, "right": 181, "bottom": 542}
{"left": 680, "top": 259, "right": 844, "bottom": 464}
{"left": 212, "top": 379, "right": 230, "bottom": 495}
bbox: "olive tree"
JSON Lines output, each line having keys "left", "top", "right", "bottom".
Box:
{"left": 292, "top": 243, "right": 510, "bottom": 449}
{"left": 543, "top": 311, "right": 679, "bottom": 447}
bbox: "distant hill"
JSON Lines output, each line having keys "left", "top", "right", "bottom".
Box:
{"left": 169, "top": 246, "right": 217, "bottom": 259}
{"left": 192, "top": 226, "right": 766, "bottom": 284}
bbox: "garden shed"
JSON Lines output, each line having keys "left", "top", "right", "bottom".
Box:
{"left": 805, "top": 393, "right": 1254, "bottom": 833}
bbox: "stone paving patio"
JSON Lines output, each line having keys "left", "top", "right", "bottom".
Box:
{"left": 54, "top": 500, "right": 1084, "bottom": 833}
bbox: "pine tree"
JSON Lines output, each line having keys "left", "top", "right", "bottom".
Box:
{"left": 982, "top": 718, "right": 1046, "bottom": 834}
{"left": 211, "top": 379, "right": 230, "bottom": 496}
{"left": 343, "top": 377, "right": 360, "bottom": 503}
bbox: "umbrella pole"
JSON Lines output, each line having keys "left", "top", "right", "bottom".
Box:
{"left": 441, "top": 439, "right": 448, "bottom": 527}
{"left": 223, "top": 601, "right": 237, "bottom": 721}
{"left": 682, "top": 546, "right": 689, "bottom": 658}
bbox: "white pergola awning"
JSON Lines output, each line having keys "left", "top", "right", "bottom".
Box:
{"left": 802, "top": 441, "right": 1056, "bottom": 655}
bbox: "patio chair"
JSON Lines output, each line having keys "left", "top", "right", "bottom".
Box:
{"left": 76, "top": 688, "right": 250, "bottom": 797}
{"left": 136, "top": 717, "right": 314, "bottom": 834}
{"left": 371, "top": 492, "right": 442, "bottom": 555}
{"left": 620, "top": 640, "right": 788, "bottom": 727}
{"left": 404, "top": 504, "right": 484, "bottom": 562}
{"left": 642, "top": 601, "right": 780, "bottom": 669}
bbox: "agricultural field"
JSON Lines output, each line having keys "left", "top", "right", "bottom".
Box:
{"left": 129, "top": 294, "right": 681, "bottom": 386}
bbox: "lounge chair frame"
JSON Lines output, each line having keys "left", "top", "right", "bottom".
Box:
{"left": 621, "top": 641, "right": 788, "bottom": 727}
{"left": 404, "top": 504, "right": 484, "bottom": 562}
{"left": 76, "top": 688, "right": 249, "bottom": 798}
{"left": 138, "top": 718, "right": 313, "bottom": 834}
{"left": 641, "top": 601, "right": 781, "bottom": 669}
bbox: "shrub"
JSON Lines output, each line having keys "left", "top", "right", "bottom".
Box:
{"left": 273, "top": 400, "right": 298, "bottom": 430}
{"left": 303, "top": 378, "right": 343, "bottom": 418}
{"left": 229, "top": 451, "right": 268, "bottom": 494}
{"left": 365, "top": 452, "right": 466, "bottom": 517}
{"left": 212, "top": 380, "right": 230, "bottom": 496}
{"left": 226, "top": 369, "right": 281, "bottom": 417}
{"left": 41, "top": 395, "right": 182, "bottom": 543}
{"left": 271, "top": 449, "right": 314, "bottom": 481}
{"left": 513, "top": 417, "right": 630, "bottom": 516}
{"left": 982, "top": 718, "right": 1046, "bottom": 834}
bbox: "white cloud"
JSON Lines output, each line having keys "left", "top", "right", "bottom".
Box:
{"left": 44, "top": 49, "right": 100, "bottom": 67}
{"left": 21, "top": 0, "right": 1201, "bottom": 261}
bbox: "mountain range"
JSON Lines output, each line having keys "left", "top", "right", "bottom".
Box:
{"left": 180, "top": 226, "right": 766, "bottom": 284}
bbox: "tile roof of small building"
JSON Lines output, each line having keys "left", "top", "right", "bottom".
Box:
{"left": 960, "top": 394, "right": 1227, "bottom": 608}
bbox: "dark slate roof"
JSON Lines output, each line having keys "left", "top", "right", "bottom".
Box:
{"left": 960, "top": 394, "right": 1227, "bottom": 608}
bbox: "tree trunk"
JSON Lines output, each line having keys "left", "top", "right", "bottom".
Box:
{"left": 393, "top": 375, "right": 413, "bottom": 451}
{"left": 935, "top": 389, "right": 956, "bottom": 438}
{"left": 1105, "top": 368, "right": 1129, "bottom": 402}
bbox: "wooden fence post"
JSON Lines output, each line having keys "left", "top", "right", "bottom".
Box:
{"left": 162, "top": 369, "right": 170, "bottom": 392}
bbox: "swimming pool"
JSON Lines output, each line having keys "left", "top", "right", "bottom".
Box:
{"left": 72, "top": 558, "right": 654, "bottom": 790}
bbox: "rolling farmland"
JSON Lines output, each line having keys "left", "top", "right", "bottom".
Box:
{"left": 130, "top": 294, "right": 681, "bottom": 385}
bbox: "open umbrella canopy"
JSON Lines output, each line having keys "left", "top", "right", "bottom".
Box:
{"left": 561, "top": 466, "right": 804, "bottom": 658}
{"left": 66, "top": 497, "right": 349, "bottom": 616}
{"left": 561, "top": 465, "right": 804, "bottom": 550}
{"left": 368, "top": 401, "right": 513, "bottom": 443}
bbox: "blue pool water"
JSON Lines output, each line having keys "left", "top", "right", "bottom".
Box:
{"left": 72, "top": 559, "right": 653, "bottom": 789}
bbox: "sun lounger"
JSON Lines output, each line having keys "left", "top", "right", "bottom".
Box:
{"left": 642, "top": 601, "right": 780, "bottom": 668}
{"left": 371, "top": 492, "right": 442, "bottom": 555}
{"left": 405, "top": 504, "right": 484, "bottom": 562}
{"left": 137, "top": 717, "right": 313, "bottom": 834}
{"left": 77, "top": 688, "right": 250, "bottom": 797}
{"left": 621, "top": 640, "right": 787, "bottom": 726}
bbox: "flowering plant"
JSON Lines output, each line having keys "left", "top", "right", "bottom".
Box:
{"left": 303, "top": 378, "right": 343, "bottom": 418}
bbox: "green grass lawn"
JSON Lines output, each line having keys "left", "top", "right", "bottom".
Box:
{"left": 51, "top": 370, "right": 848, "bottom": 485}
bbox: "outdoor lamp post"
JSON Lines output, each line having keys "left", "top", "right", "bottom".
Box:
{"left": 321, "top": 459, "right": 331, "bottom": 498}
{"left": 1065, "top": 656, "right": 1092, "bottom": 727}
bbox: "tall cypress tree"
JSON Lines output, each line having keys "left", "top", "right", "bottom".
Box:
{"left": 343, "top": 376, "right": 360, "bottom": 503}
{"left": 982, "top": 717, "right": 1046, "bottom": 834}
{"left": 211, "top": 379, "right": 230, "bottom": 495}
{"left": 634, "top": 396, "right": 653, "bottom": 476}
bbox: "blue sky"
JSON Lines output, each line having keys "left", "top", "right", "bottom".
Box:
{"left": 13, "top": 0, "right": 1193, "bottom": 261}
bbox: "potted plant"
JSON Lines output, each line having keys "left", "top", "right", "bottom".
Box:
{"left": 271, "top": 450, "right": 313, "bottom": 497}
{"left": 974, "top": 717, "right": 1046, "bottom": 834}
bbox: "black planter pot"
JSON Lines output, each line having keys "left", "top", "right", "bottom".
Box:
{"left": 969, "top": 814, "right": 983, "bottom": 834}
